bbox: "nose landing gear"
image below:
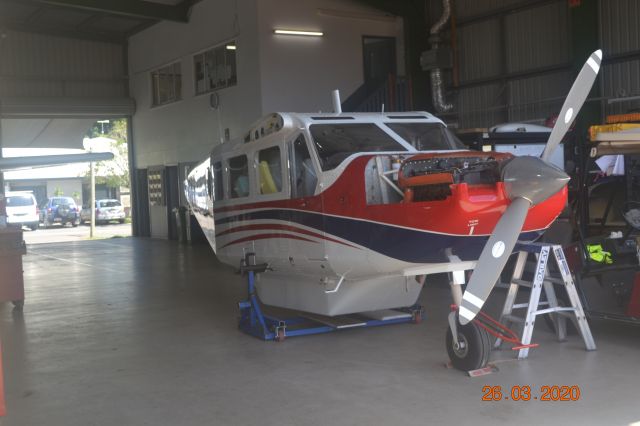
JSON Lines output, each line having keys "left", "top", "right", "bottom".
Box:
{"left": 446, "top": 311, "right": 491, "bottom": 371}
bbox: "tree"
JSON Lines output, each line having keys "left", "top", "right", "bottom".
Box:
{"left": 85, "top": 119, "right": 129, "bottom": 189}
{"left": 54, "top": 187, "right": 64, "bottom": 196}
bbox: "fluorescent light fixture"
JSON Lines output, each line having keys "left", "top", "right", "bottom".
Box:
{"left": 274, "top": 29, "right": 323, "bottom": 37}
{"left": 226, "top": 44, "right": 236, "bottom": 50}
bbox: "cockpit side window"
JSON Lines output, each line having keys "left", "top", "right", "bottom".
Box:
{"left": 308, "top": 123, "right": 406, "bottom": 171}
{"left": 228, "top": 155, "right": 249, "bottom": 198}
{"left": 289, "top": 134, "right": 317, "bottom": 198}
{"left": 257, "top": 146, "right": 283, "bottom": 194}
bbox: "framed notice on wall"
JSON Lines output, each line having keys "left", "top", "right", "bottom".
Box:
{"left": 148, "top": 168, "right": 165, "bottom": 206}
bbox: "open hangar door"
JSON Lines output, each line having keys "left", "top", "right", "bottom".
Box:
{"left": 0, "top": 100, "right": 137, "bottom": 237}
{"left": 0, "top": 17, "right": 138, "bottom": 233}
{"left": 0, "top": 0, "right": 196, "bottom": 238}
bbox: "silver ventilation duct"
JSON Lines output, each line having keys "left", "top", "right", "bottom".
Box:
{"left": 429, "top": 0, "right": 451, "bottom": 35}
{"left": 429, "top": 0, "right": 453, "bottom": 113}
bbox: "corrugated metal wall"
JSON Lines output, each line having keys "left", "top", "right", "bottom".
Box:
{"left": 434, "top": 0, "right": 640, "bottom": 127}
{"left": 600, "top": 0, "right": 640, "bottom": 115}
{"left": 504, "top": 2, "right": 569, "bottom": 73}
{"left": 451, "top": 0, "right": 570, "bottom": 128}
{"left": 600, "top": 0, "right": 640, "bottom": 55}
{"left": 457, "top": 20, "right": 502, "bottom": 82}
{"left": 454, "top": 0, "right": 524, "bottom": 20}
{"left": 0, "top": 30, "right": 126, "bottom": 98}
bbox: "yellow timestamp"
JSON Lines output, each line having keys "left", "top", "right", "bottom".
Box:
{"left": 482, "top": 385, "right": 581, "bottom": 401}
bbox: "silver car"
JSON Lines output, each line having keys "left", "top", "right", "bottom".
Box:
{"left": 80, "top": 199, "right": 126, "bottom": 225}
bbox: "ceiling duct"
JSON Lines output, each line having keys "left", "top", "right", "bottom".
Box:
{"left": 421, "top": 0, "right": 454, "bottom": 113}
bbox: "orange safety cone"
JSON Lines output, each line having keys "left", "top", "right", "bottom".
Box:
{"left": 0, "top": 342, "right": 5, "bottom": 416}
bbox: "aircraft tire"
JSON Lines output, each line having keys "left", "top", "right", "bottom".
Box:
{"left": 446, "top": 320, "right": 490, "bottom": 372}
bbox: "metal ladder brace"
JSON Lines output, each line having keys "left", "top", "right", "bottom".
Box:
{"left": 495, "top": 243, "right": 596, "bottom": 359}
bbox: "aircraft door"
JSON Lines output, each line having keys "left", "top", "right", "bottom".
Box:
{"left": 290, "top": 134, "right": 318, "bottom": 201}
{"left": 288, "top": 133, "right": 325, "bottom": 274}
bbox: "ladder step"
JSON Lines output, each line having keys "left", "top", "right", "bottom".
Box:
{"left": 512, "top": 278, "right": 532, "bottom": 288}
{"left": 511, "top": 301, "right": 549, "bottom": 310}
{"left": 532, "top": 306, "right": 577, "bottom": 316}
{"left": 503, "top": 314, "right": 524, "bottom": 323}
{"left": 511, "top": 277, "right": 565, "bottom": 287}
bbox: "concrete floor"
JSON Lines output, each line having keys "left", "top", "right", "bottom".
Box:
{"left": 22, "top": 222, "right": 132, "bottom": 245}
{"left": 1, "top": 238, "right": 640, "bottom": 426}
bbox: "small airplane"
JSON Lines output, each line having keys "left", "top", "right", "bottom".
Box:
{"left": 186, "top": 50, "right": 602, "bottom": 370}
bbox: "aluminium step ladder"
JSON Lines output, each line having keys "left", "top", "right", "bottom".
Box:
{"left": 495, "top": 243, "right": 596, "bottom": 359}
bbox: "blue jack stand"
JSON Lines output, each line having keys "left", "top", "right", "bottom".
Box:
{"left": 237, "top": 253, "right": 423, "bottom": 342}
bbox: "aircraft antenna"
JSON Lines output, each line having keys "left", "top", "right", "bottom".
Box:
{"left": 331, "top": 90, "right": 342, "bottom": 114}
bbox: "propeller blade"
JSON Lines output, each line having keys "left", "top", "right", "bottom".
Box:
{"left": 541, "top": 49, "right": 602, "bottom": 162}
{"left": 459, "top": 197, "right": 530, "bottom": 325}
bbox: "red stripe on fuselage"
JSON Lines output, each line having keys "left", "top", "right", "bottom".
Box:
{"left": 213, "top": 154, "right": 567, "bottom": 236}
{"left": 216, "top": 223, "right": 359, "bottom": 249}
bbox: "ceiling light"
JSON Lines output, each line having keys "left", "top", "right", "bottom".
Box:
{"left": 226, "top": 44, "right": 236, "bottom": 50}
{"left": 274, "top": 29, "right": 323, "bottom": 37}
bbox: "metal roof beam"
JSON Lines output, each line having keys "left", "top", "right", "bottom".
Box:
{"left": 0, "top": 21, "right": 126, "bottom": 44}
{"left": 30, "top": 0, "right": 191, "bottom": 23}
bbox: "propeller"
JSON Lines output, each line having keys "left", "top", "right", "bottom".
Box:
{"left": 458, "top": 49, "right": 602, "bottom": 325}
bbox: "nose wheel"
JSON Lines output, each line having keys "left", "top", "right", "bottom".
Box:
{"left": 446, "top": 319, "right": 491, "bottom": 371}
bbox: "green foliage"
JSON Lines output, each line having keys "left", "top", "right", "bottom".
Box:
{"left": 86, "top": 119, "right": 130, "bottom": 189}
{"left": 53, "top": 187, "right": 64, "bottom": 196}
{"left": 86, "top": 121, "right": 114, "bottom": 138}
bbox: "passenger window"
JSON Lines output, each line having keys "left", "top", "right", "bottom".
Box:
{"left": 290, "top": 134, "right": 317, "bottom": 198}
{"left": 257, "top": 146, "right": 282, "bottom": 194}
{"left": 229, "top": 155, "right": 249, "bottom": 198}
{"left": 213, "top": 161, "right": 224, "bottom": 201}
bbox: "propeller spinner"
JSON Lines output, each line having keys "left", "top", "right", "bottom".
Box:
{"left": 458, "top": 49, "right": 602, "bottom": 325}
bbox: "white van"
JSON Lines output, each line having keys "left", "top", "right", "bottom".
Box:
{"left": 6, "top": 191, "right": 39, "bottom": 230}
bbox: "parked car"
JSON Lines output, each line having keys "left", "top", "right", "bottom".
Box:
{"left": 40, "top": 196, "right": 80, "bottom": 227}
{"left": 80, "top": 199, "right": 126, "bottom": 225}
{"left": 5, "top": 191, "right": 39, "bottom": 230}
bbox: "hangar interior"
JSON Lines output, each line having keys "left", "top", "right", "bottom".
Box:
{"left": 1, "top": 0, "right": 640, "bottom": 425}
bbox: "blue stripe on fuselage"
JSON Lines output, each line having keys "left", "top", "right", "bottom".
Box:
{"left": 215, "top": 209, "right": 543, "bottom": 263}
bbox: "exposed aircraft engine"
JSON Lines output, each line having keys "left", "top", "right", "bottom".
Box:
{"left": 398, "top": 152, "right": 512, "bottom": 202}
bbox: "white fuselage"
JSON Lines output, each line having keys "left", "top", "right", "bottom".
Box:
{"left": 185, "top": 111, "right": 551, "bottom": 315}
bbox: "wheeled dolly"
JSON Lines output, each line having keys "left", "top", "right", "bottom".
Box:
{"left": 237, "top": 253, "right": 423, "bottom": 341}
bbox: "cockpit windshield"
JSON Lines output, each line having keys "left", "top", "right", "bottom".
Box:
{"left": 385, "top": 123, "right": 466, "bottom": 151}
{"left": 309, "top": 123, "right": 407, "bottom": 171}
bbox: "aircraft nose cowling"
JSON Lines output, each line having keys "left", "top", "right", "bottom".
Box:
{"left": 502, "top": 156, "right": 570, "bottom": 206}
